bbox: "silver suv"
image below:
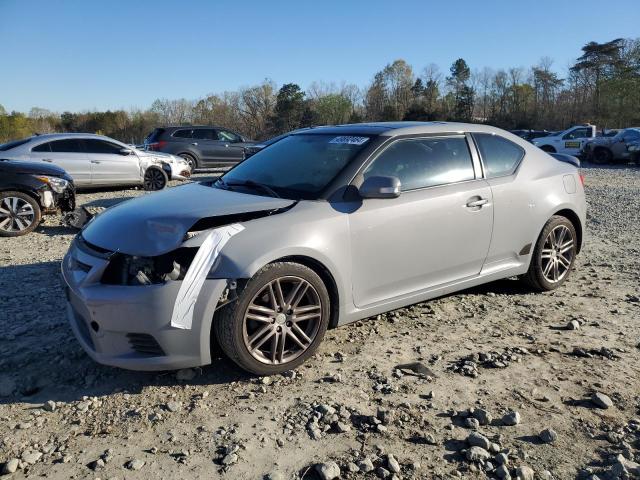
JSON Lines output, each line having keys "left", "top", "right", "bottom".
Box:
{"left": 0, "top": 133, "right": 191, "bottom": 190}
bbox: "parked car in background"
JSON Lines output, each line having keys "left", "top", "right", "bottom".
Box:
{"left": 532, "top": 124, "right": 597, "bottom": 155}
{"left": 144, "top": 126, "right": 255, "bottom": 169}
{"left": 582, "top": 127, "right": 640, "bottom": 164}
{"left": 62, "top": 122, "right": 585, "bottom": 375}
{"left": 510, "top": 129, "right": 552, "bottom": 142}
{"left": 243, "top": 128, "right": 311, "bottom": 158}
{"left": 0, "top": 159, "right": 75, "bottom": 236}
{"left": 0, "top": 134, "right": 190, "bottom": 190}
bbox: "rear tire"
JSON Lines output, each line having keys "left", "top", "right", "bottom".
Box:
{"left": 522, "top": 215, "right": 577, "bottom": 291}
{"left": 0, "top": 191, "right": 41, "bottom": 237}
{"left": 592, "top": 147, "right": 612, "bottom": 165}
{"left": 143, "top": 167, "right": 168, "bottom": 191}
{"left": 214, "top": 262, "right": 330, "bottom": 375}
{"left": 179, "top": 153, "right": 198, "bottom": 171}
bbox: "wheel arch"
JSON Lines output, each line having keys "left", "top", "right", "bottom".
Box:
{"left": 269, "top": 255, "right": 341, "bottom": 330}
{"left": 0, "top": 187, "right": 42, "bottom": 207}
{"left": 540, "top": 145, "right": 556, "bottom": 153}
{"left": 552, "top": 208, "right": 583, "bottom": 253}
{"left": 176, "top": 151, "right": 199, "bottom": 165}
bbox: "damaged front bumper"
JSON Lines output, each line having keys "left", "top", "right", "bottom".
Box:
{"left": 40, "top": 184, "right": 75, "bottom": 215}
{"left": 61, "top": 236, "right": 228, "bottom": 371}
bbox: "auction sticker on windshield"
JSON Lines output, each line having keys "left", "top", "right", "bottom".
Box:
{"left": 329, "top": 136, "right": 369, "bottom": 145}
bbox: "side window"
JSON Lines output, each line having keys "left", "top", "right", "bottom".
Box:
{"left": 623, "top": 130, "right": 640, "bottom": 141}
{"left": 84, "top": 139, "right": 124, "bottom": 154}
{"left": 48, "top": 139, "right": 84, "bottom": 153}
{"left": 217, "top": 129, "right": 241, "bottom": 143}
{"left": 172, "top": 129, "right": 193, "bottom": 139}
{"left": 473, "top": 133, "right": 524, "bottom": 178}
{"left": 32, "top": 142, "right": 52, "bottom": 152}
{"left": 363, "top": 136, "right": 475, "bottom": 191}
{"left": 192, "top": 129, "right": 216, "bottom": 140}
{"left": 563, "top": 128, "right": 589, "bottom": 140}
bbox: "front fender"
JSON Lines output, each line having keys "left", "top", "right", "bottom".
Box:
{"left": 208, "top": 201, "right": 351, "bottom": 305}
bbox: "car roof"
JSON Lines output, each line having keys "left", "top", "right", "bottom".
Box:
{"left": 26, "top": 133, "right": 118, "bottom": 141}
{"left": 291, "top": 121, "right": 510, "bottom": 137}
{"left": 162, "top": 125, "right": 226, "bottom": 130}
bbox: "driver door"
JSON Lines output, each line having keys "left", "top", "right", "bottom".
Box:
{"left": 560, "top": 127, "right": 590, "bottom": 155}
{"left": 348, "top": 135, "right": 493, "bottom": 308}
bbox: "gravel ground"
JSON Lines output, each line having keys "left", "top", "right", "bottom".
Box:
{"left": 1, "top": 165, "right": 639, "bottom": 480}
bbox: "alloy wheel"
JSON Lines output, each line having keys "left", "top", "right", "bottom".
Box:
{"left": 143, "top": 168, "right": 166, "bottom": 190}
{"left": 540, "top": 224, "right": 574, "bottom": 283}
{"left": 242, "top": 276, "right": 323, "bottom": 365}
{"left": 0, "top": 196, "right": 35, "bottom": 233}
{"left": 180, "top": 154, "right": 196, "bottom": 170}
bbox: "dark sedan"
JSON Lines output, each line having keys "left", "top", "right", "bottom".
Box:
{"left": 0, "top": 159, "right": 75, "bottom": 236}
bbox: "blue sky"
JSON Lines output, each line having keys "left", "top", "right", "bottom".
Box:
{"left": 1, "top": 0, "right": 638, "bottom": 113}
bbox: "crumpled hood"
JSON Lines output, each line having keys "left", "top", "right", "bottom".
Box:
{"left": 82, "top": 182, "right": 295, "bottom": 256}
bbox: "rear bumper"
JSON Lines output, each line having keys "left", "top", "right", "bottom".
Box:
{"left": 61, "top": 237, "right": 227, "bottom": 371}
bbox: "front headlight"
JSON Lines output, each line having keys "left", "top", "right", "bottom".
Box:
{"left": 35, "top": 175, "right": 69, "bottom": 193}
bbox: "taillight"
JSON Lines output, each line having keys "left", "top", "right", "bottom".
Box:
{"left": 579, "top": 174, "right": 585, "bottom": 186}
{"left": 148, "top": 140, "right": 167, "bottom": 151}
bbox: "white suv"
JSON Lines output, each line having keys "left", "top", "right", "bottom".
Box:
{"left": 0, "top": 133, "right": 191, "bottom": 190}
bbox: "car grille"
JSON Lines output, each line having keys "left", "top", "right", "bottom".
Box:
{"left": 126, "top": 333, "right": 165, "bottom": 357}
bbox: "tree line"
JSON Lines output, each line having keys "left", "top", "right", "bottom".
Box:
{"left": 1, "top": 38, "right": 638, "bottom": 144}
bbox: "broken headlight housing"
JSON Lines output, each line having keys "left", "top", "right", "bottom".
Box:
{"left": 101, "top": 248, "right": 198, "bottom": 286}
{"left": 34, "top": 175, "right": 70, "bottom": 193}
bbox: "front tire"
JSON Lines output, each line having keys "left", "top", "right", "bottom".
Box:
{"left": 143, "top": 167, "right": 168, "bottom": 191}
{"left": 215, "top": 262, "right": 330, "bottom": 375}
{"left": 522, "top": 215, "right": 577, "bottom": 291}
{"left": 592, "top": 148, "right": 612, "bottom": 165}
{"left": 0, "top": 191, "right": 41, "bottom": 237}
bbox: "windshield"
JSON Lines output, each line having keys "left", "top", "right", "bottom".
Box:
{"left": 217, "top": 133, "right": 371, "bottom": 200}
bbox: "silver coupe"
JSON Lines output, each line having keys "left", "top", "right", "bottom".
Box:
{"left": 62, "top": 122, "right": 586, "bottom": 375}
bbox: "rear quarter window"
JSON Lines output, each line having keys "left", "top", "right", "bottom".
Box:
{"left": 472, "top": 133, "right": 525, "bottom": 178}
{"left": 145, "top": 128, "right": 165, "bottom": 143}
{"left": 172, "top": 129, "right": 193, "bottom": 139}
{"left": 0, "top": 138, "right": 31, "bottom": 151}
{"left": 32, "top": 142, "right": 52, "bottom": 152}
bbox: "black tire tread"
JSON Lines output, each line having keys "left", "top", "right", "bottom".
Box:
{"left": 522, "top": 215, "right": 576, "bottom": 291}
{"left": 0, "top": 191, "right": 41, "bottom": 237}
{"left": 143, "top": 167, "right": 168, "bottom": 191}
{"left": 214, "top": 262, "right": 330, "bottom": 375}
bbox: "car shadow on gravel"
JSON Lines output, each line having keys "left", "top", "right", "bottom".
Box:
{"left": 0, "top": 260, "right": 255, "bottom": 407}
{"left": 1, "top": 354, "right": 255, "bottom": 407}
{"left": 457, "top": 277, "right": 533, "bottom": 296}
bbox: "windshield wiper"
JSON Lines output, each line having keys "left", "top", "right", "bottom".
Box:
{"left": 216, "top": 178, "right": 281, "bottom": 198}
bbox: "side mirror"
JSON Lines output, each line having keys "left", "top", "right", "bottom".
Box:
{"left": 119, "top": 148, "right": 133, "bottom": 155}
{"left": 359, "top": 175, "right": 401, "bottom": 199}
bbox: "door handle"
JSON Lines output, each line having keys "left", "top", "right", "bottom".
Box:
{"left": 90, "top": 160, "right": 101, "bottom": 164}
{"left": 42, "top": 159, "right": 53, "bottom": 163}
{"left": 191, "top": 142, "right": 198, "bottom": 146}
{"left": 224, "top": 144, "right": 229, "bottom": 147}
{"left": 466, "top": 198, "right": 489, "bottom": 208}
